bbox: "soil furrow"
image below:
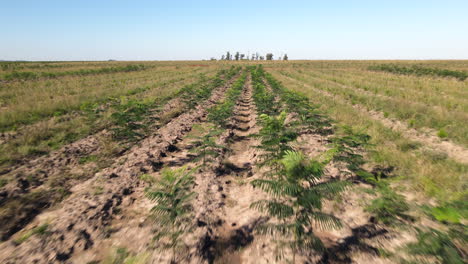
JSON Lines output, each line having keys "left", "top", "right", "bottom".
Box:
{"left": 282, "top": 74, "right": 468, "bottom": 164}
{"left": 191, "top": 74, "right": 271, "bottom": 263}
{"left": 0, "top": 76, "right": 238, "bottom": 264}
{"left": 0, "top": 74, "right": 239, "bottom": 242}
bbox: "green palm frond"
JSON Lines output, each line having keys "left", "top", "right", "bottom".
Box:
{"left": 250, "top": 200, "right": 294, "bottom": 219}
{"left": 251, "top": 147, "right": 347, "bottom": 261}
{"left": 281, "top": 150, "right": 325, "bottom": 182}
{"left": 296, "top": 190, "right": 322, "bottom": 210}
{"left": 256, "top": 223, "right": 295, "bottom": 236}
{"left": 299, "top": 234, "right": 325, "bottom": 252}
{"left": 309, "top": 211, "right": 342, "bottom": 230}
{"left": 312, "top": 180, "right": 350, "bottom": 198}
{"left": 251, "top": 179, "right": 302, "bottom": 197}
{"left": 144, "top": 166, "right": 196, "bottom": 260}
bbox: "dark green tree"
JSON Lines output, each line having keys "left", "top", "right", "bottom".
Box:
{"left": 266, "top": 53, "right": 274, "bottom": 60}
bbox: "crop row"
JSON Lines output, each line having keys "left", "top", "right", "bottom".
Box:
{"left": 208, "top": 71, "right": 247, "bottom": 128}
{"left": 1, "top": 64, "right": 148, "bottom": 81}
{"left": 368, "top": 64, "right": 468, "bottom": 81}
{"left": 266, "top": 67, "right": 466, "bottom": 263}
{"left": 0, "top": 67, "right": 240, "bottom": 170}
{"left": 248, "top": 65, "right": 371, "bottom": 261}
{"left": 0, "top": 67, "right": 242, "bottom": 245}
{"left": 281, "top": 70, "right": 468, "bottom": 147}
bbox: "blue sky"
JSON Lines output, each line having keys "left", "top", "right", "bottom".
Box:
{"left": 1, "top": 0, "right": 467, "bottom": 60}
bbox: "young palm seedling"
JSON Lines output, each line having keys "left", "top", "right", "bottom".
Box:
{"left": 255, "top": 112, "right": 298, "bottom": 169}
{"left": 110, "top": 96, "right": 151, "bottom": 142}
{"left": 251, "top": 150, "right": 347, "bottom": 262}
{"left": 145, "top": 166, "right": 196, "bottom": 263}
{"left": 189, "top": 125, "right": 226, "bottom": 168}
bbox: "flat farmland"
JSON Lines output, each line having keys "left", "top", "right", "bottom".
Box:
{"left": 0, "top": 61, "right": 466, "bottom": 264}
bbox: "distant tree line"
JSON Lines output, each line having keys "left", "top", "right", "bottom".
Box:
{"left": 213, "top": 51, "right": 288, "bottom": 61}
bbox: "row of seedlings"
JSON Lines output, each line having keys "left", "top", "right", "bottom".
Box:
{"left": 141, "top": 68, "right": 247, "bottom": 263}
{"left": 264, "top": 67, "right": 466, "bottom": 264}
{"left": 249, "top": 65, "right": 368, "bottom": 262}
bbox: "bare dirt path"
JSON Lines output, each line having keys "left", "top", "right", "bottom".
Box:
{"left": 190, "top": 74, "right": 272, "bottom": 264}
{"left": 0, "top": 76, "right": 238, "bottom": 264}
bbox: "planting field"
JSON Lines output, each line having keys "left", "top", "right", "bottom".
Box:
{"left": 0, "top": 61, "right": 466, "bottom": 263}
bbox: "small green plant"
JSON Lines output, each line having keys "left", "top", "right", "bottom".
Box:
{"left": 14, "top": 223, "right": 49, "bottom": 244}
{"left": 365, "top": 184, "right": 411, "bottom": 225}
{"left": 398, "top": 141, "right": 421, "bottom": 152}
{"left": 423, "top": 200, "right": 466, "bottom": 224}
{"left": 139, "top": 174, "right": 156, "bottom": 184}
{"left": 251, "top": 150, "right": 346, "bottom": 262}
{"left": 101, "top": 247, "right": 149, "bottom": 264}
{"left": 110, "top": 97, "right": 151, "bottom": 142}
{"left": 189, "top": 125, "right": 225, "bottom": 167}
{"left": 93, "top": 186, "right": 104, "bottom": 195}
{"left": 406, "top": 228, "right": 465, "bottom": 264}
{"left": 79, "top": 155, "right": 98, "bottom": 164}
{"left": 429, "top": 206, "right": 461, "bottom": 224}
{"left": 80, "top": 101, "right": 104, "bottom": 125}
{"left": 437, "top": 129, "right": 449, "bottom": 139}
{"left": 0, "top": 178, "right": 7, "bottom": 188}
{"left": 145, "top": 166, "right": 196, "bottom": 263}
{"left": 180, "top": 67, "right": 240, "bottom": 110}
{"left": 255, "top": 112, "right": 298, "bottom": 168}
{"left": 329, "top": 126, "right": 370, "bottom": 173}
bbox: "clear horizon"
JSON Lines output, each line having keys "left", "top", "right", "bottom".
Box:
{"left": 2, "top": 0, "right": 468, "bottom": 61}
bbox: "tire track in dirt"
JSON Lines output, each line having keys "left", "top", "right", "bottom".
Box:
{"left": 0, "top": 75, "right": 239, "bottom": 264}
{"left": 280, "top": 74, "right": 468, "bottom": 164}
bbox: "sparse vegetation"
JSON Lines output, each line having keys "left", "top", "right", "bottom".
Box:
{"left": 365, "top": 184, "right": 411, "bottom": 225}
{"left": 368, "top": 64, "right": 468, "bottom": 81}
{"left": 0, "top": 60, "right": 466, "bottom": 264}
{"left": 14, "top": 224, "right": 49, "bottom": 244}
{"left": 406, "top": 228, "right": 465, "bottom": 264}
{"left": 2, "top": 64, "right": 147, "bottom": 81}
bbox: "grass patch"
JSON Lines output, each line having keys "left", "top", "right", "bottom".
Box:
{"left": 14, "top": 224, "right": 49, "bottom": 244}
{"left": 79, "top": 155, "right": 98, "bottom": 164}
{"left": 365, "top": 184, "right": 412, "bottom": 225}
{"left": 437, "top": 129, "right": 449, "bottom": 139}
{"left": 406, "top": 228, "right": 465, "bottom": 264}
